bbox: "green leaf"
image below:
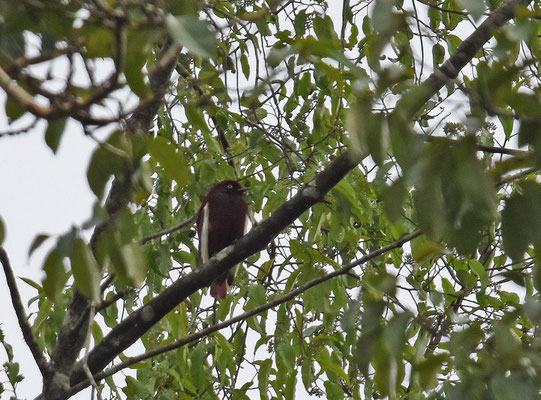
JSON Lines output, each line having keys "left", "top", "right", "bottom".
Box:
{"left": 257, "top": 359, "right": 272, "bottom": 400}
{"left": 413, "top": 175, "right": 446, "bottom": 241}
{"left": 346, "top": 92, "right": 376, "bottom": 160}
{"left": 442, "top": 277, "right": 455, "bottom": 295}
{"left": 469, "top": 259, "right": 489, "bottom": 288}
{"left": 125, "top": 30, "right": 153, "bottom": 98}
{"left": 190, "top": 343, "right": 205, "bottom": 388}
{"left": 490, "top": 374, "right": 538, "bottom": 400}
{"left": 124, "top": 376, "right": 152, "bottom": 397}
{"left": 42, "top": 248, "right": 68, "bottom": 303}
{"left": 499, "top": 290, "right": 519, "bottom": 306}
{"left": 294, "top": 9, "right": 308, "bottom": 36}
{"left": 313, "top": 15, "right": 339, "bottom": 41}
{"left": 87, "top": 134, "right": 129, "bottom": 199}
{"left": 81, "top": 26, "right": 115, "bottom": 58}
{"left": 383, "top": 313, "right": 409, "bottom": 357}
{"left": 285, "top": 370, "right": 296, "bottom": 400}
{"left": 246, "top": 284, "right": 266, "bottom": 310}
{"left": 19, "top": 277, "right": 42, "bottom": 291}
{"left": 412, "top": 240, "right": 444, "bottom": 263}
{"left": 412, "top": 138, "right": 497, "bottom": 254}
{"left": 446, "top": 34, "right": 462, "bottom": 54}
{"left": 502, "top": 182, "right": 541, "bottom": 260}
{"left": 45, "top": 118, "right": 67, "bottom": 154}
{"left": 147, "top": 136, "right": 190, "bottom": 187}
{"left": 414, "top": 353, "right": 449, "bottom": 390}
{"left": 372, "top": 0, "right": 395, "bottom": 33}
{"left": 383, "top": 178, "right": 407, "bottom": 222}
{"left": 165, "top": 14, "right": 217, "bottom": 58}
{"left": 324, "top": 381, "right": 344, "bottom": 400}
{"left": 28, "top": 233, "right": 49, "bottom": 258}
{"left": 6, "top": 95, "right": 26, "bottom": 121}
{"left": 113, "top": 241, "right": 148, "bottom": 287}
{"left": 315, "top": 354, "right": 350, "bottom": 384}
{"left": 301, "top": 358, "right": 313, "bottom": 390}
{"left": 432, "top": 43, "right": 445, "bottom": 66}
{"left": 459, "top": 0, "right": 486, "bottom": 20}
{"left": 70, "top": 238, "right": 101, "bottom": 302}
{"left": 240, "top": 53, "right": 250, "bottom": 79}
{"left": 277, "top": 342, "right": 295, "bottom": 370}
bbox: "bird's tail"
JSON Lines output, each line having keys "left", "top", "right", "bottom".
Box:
{"left": 210, "top": 274, "right": 229, "bottom": 299}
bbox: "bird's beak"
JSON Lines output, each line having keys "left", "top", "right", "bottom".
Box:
{"left": 238, "top": 186, "right": 249, "bottom": 194}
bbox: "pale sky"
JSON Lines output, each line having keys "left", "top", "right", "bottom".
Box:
{"left": 0, "top": 111, "right": 96, "bottom": 399}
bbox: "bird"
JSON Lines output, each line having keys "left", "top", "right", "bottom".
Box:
{"left": 196, "top": 180, "right": 249, "bottom": 299}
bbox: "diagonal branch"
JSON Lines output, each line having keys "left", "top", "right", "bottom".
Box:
{"left": 65, "top": 230, "right": 421, "bottom": 397}
{"left": 70, "top": 149, "right": 366, "bottom": 385}
{"left": 0, "top": 65, "right": 52, "bottom": 118}
{"left": 394, "top": 0, "right": 532, "bottom": 121}
{"left": 0, "top": 248, "right": 51, "bottom": 378}
{"left": 69, "top": 0, "right": 531, "bottom": 389}
{"left": 139, "top": 216, "right": 195, "bottom": 245}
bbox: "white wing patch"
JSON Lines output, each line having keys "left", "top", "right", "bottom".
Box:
{"left": 200, "top": 203, "right": 210, "bottom": 263}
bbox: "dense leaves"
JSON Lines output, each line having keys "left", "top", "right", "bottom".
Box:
{"left": 1, "top": 0, "right": 541, "bottom": 399}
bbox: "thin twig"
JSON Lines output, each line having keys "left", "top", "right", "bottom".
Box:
{"left": 64, "top": 230, "right": 421, "bottom": 398}
{"left": 139, "top": 216, "right": 195, "bottom": 245}
{"left": 95, "top": 289, "right": 132, "bottom": 313}
{"left": 496, "top": 167, "right": 539, "bottom": 186}
{"left": 424, "top": 135, "right": 530, "bottom": 157}
{"left": 415, "top": 0, "right": 469, "bottom": 16}
{"left": 0, "top": 248, "right": 51, "bottom": 378}
{"left": 81, "top": 305, "right": 102, "bottom": 400}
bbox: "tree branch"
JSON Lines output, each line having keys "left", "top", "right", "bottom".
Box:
{"left": 65, "top": 230, "right": 421, "bottom": 397}
{"left": 139, "top": 216, "right": 195, "bottom": 245}
{"left": 394, "top": 0, "right": 531, "bottom": 121}
{"left": 68, "top": 0, "right": 532, "bottom": 383}
{"left": 70, "top": 149, "right": 366, "bottom": 385}
{"left": 0, "top": 248, "right": 51, "bottom": 378}
{"left": 0, "top": 66, "right": 52, "bottom": 118}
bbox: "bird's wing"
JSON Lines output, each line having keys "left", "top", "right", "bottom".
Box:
{"left": 199, "top": 203, "right": 210, "bottom": 263}
{"left": 244, "top": 213, "right": 249, "bottom": 234}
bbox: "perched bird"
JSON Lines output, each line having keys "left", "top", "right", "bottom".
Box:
{"left": 197, "top": 180, "right": 249, "bottom": 299}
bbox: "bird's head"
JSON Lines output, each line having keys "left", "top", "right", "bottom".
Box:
{"left": 208, "top": 180, "right": 249, "bottom": 196}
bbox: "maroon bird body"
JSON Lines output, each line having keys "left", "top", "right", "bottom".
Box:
{"left": 196, "top": 180, "right": 249, "bottom": 299}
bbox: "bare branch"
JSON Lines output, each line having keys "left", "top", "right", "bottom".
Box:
{"left": 139, "top": 216, "right": 195, "bottom": 245}
{"left": 496, "top": 167, "right": 539, "bottom": 186}
{"left": 394, "top": 0, "right": 532, "bottom": 121}
{"left": 0, "top": 65, "right": 52, "bottom": 118}
{"left": 65, "top": 230, "right": 421, "bottom": 398}
{"left": 70, "top": 149, "right": 365, "bottom": 385}
{"left": 0, "top": 248, "right": 51, "bottom": 378}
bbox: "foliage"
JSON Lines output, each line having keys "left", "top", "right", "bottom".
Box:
{"left": 1, "top": 0, "right": 541, "bottom": 399}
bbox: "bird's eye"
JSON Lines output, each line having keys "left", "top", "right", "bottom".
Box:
{"left": 227, "top": 184, "right": 233, "bottom": 189}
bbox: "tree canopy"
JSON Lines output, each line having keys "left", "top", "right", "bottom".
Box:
{"left": 1, "top": 0, "right": 541, "bottom": 399}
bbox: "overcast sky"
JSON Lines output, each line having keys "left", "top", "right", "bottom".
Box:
{"left": 0, "top": 110, "right": 96, "bottom": 398}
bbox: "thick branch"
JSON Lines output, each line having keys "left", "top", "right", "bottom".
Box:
{"left": 66, "top": 230, "right": 420, "bottom": 398}
{"left": 395, "top": 0, "right": 531, "bottom": 121}
{"left": 70, "top": 149, "right": 365, "bottom": 385}
{"left": 69, "top": 0, "right": 532, "bottom": 382}
{"left": 0, "top": 248, "right": 51, "bottom": 378}
{"left": 66, "top": 0, "right": 532, "bottom": 391}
